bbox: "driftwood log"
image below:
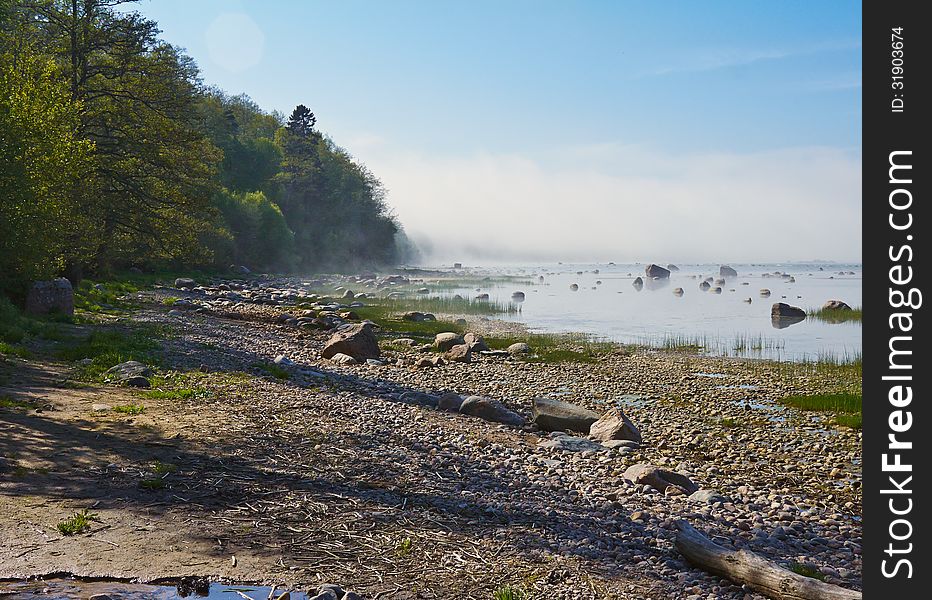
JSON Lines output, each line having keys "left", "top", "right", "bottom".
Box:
{"left": 673, "top": 520, "right": 862, "bottom": 600}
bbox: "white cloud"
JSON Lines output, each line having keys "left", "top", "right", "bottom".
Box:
{"left": 361, "top": 143, "right": 861, "bottom": 264}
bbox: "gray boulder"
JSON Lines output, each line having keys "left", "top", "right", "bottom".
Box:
{"left": 434, "top": 332, "right": 465, "bottom": 352}
{"left": 322, "top": 323, "right": 380, "bottom": 360}
{"left": 720, "top": 265, "right": 738, "bottom": 278}
{"left": 623, "top": 463, "right": 699, "bottom": 494}
{"left": 589, "top": 408, "right": 641, "bottom": 443}
{"left": 329, "top": 352, "right": 359, "bottom": 365}
{"left": 444, "top": 344, "right": 472, "bottom": 363}
{"left": 688, "top": 489, "right": 729, "bottom": 504}
{"left": 174, "top": 278, "right": 196, "bottom": 289}
{"left": 463, "top": 332, "right": 489, "bottom": 351}
{"left": 25, "top": 278, "right": 74, "bottom": 316}
{"left": 645, "top": 264, "right": 671, "bottom": 279}
{"left": 771, "top": 302, "right": 806, "bottom": 319}
{"left": 822, "top": 299, "right": 852, "bottom": 311}
{"left": 531, "top": 397, "right": 600, "bottom": 433}
{"left": 437, "top": 392, "right": 464, "bottom": 412}
{"left": 459, "top": 396, "right": 526, "bottom": 427}
{"left": 632, "top": 277, "right": 644, "bottom": 289}
{"left": 507, "top": 342, "right": 531, "bottom": 354}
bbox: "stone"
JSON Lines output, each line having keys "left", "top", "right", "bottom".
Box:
{"left": 459, "top": 396, "right": 526, "bottom": 427}
{"left": 623, "top": 464, "right": 699, "bottom": 495}
{"left": 322, "top": 323, "right": 380, "bottom": 360}
{"left": 760, "top": 288, "right": 772, "bottom": 296}
{"left": 317, "top": 584, "right": 344, "bottom": 598}
{"left": 822, "top": 299, "right": 852, "bottom": 311}
{"left": 437, "top": 392, "right": 464, "bottom": 412}
{"left": 434, "top": 332, "right": 465, "bottom": 352}
{"left": 601, "top": 439, "right": 640, "bottom": 450}
{"left": 689, "top": 489, "right": 728, "bottom": 504}
{"left": 274, "top": 355, "right": 293, "bottom": 365}
{"left": 230, "top": 265, "right": 250, "bottom": 275}
{"left": 400, "top": 391, "right": 437, "bottom": 407}
{"left": 444, "top": 343, "right": 472, "bottom": 363}
{"left": 720, "top": 265, "right": 738, "bottom": 278}
{"left": 632, "top": 277, "right": 644, "bottom": 289}
{"left": 25, "top": 278, "right": 74, "bottom": 316}
{"left": 106, "top": 361, "right": 152, "bottom": 380}
{"left": 537, "top": 435, "right": 603, "bottom": 453}
{"left": 511, "top": 291, "right": 526, "bottom": 301}
{"left": 402, "top": 311, "right": 435, "bottom": 322}
{"left": 329, "top": 353, "right": 359, "bottom": 365}
{"left": 645, "top": 264, "right": 671, "bottom": 279}
{"left": 667, "top": 264, "right": 680, "bottom": 272}
{"left": 699, "top": 281, "right": 711, "bottom": 291}
{"left": 463, "top": 332, "right": 489, "bottom": 351}
{"left": 771, "top": 302, "right": 806, "bottom": 319}
{"left": 531, "top": 397, "right": 600, "bottom": 433}
{"left": 92, "top": 403, "right": 112, "bottom": 412}
{"left": 507, "top": 342, "right": 530, "bottom": 354}
{"left": 174, "top": 278, "right": 196, "bottom": 289}
{"left": 123, "top": 375, "right": 151, "bottom": 388}
{"left": 414, "top": 357, "right": 434, "bottom": 368}
{"left": 589, "top": 409, "right": 641, "bottom": 443}
{"left": 341, "top": 289, "right": 355, "bottom": 299}
{"left": 342, "top": 592, "right": 363, "bottom": 600}
{"left": 673, "top": 287, "right": 684, "bottom": 296}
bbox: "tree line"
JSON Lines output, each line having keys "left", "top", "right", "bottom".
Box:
{"left": 1, "top": 0, "right": 415, "bottom": 300}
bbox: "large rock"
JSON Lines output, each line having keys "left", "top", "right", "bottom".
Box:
{"left": 437, "top": 392, "right": 464, "bottom": 412}
{"left": 531, "top": 397, "right": 600, "bottom": 433}
{"left": 507, "top": 342, "right": 531, "bottom": 354}
{"left": 402, "top": 311, "right": 435, "bottom": 322}
{"left": 25, "top": 278, "right": 74, "bottom": 316}
{"left": 632, "top": 277, "right": 644, "bottom": 289}
{"left": 106, "top": 361, "right": 152, "bottom": 388}
{"left": 589, "top": 408, "right": 641, "bottom": 443}
{"left": 434, "top": 332, "right": 464, "bottom": 351}
{"left": 174, "top": 278, "right": 196, "bottom": 289}
{"left": 459, "top": 396, "right": 526, "bottom": 427}
{"left": 321, "top": 323, "right": 380, "bottom": 360}
{"left": 719, "top": 265, "right": 738, "bottom": 278}
{"left": 444, "top": 344, "right": 472, "bottom": 363}
{"left": 822, "top": 299, "right": 852, "bottom": 311}
{"left": 771, "top": 302, "right": 806, "bottom": 319}
{"left": 645, "top": 264, "right": 671, "bottom": 279}
{"left": 463, "top": 332, "right": 489, "bottom": 351}
{"left": 623, "top": 463, "right": 699, "bottom": 494}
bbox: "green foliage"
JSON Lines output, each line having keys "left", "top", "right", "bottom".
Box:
{"left": 74, "top": 280, "right": 140, "bottom": 314}
{"left": 255, "top": 362, "right": 290, "bottom": 380}
{"left": 788, "top": 562, "right": 826, "bottom": 581}
{"left": 780, "top": 393, "right": 862, "bottom": 429}
{"left": 0, "top": 395, "right": 36, "bottom": 410}
{"left": 492, "top": 585, "right": 526, "bottom": 600}
{"left": 808, "top": 306, "right": 863, "bottom": 323}
{"left": 215, "top": 189, "right": 294, "bottom": 269}
{"left": 112, "top": 404, "right": 145, "bottom": 415}
{"left": 57, "top": 509, "right": 99, "bottom": 535}
{"left": 60, "top": 327, "right": 162, "bottom": 379}
{"left": 0, "top": 51, "right": 92, "bottom": 296}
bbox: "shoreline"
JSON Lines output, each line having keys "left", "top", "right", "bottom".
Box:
{"left": 0, "top": 274, "right": 862, "bottom": 599}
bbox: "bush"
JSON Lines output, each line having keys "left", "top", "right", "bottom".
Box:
{"left": 214, "top": 189, "right": 295, "bottom": 270}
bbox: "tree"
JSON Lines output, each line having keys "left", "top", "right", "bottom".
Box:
{"left": 0, "top": 50, "right": 92, "bottom": 296}
{"left": 286, "top": 104, "right": 316, "bottom": 137}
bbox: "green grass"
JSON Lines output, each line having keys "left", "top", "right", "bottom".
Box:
{"left": 56, "top": 509, "right": 99, "bottom": 535}
{"left": 152, "top": 461, "right": 177, "bottom": 475}
{"left": 162, "top": 297, "right": 179, "bottom": 306}
{"left": 779, "top": 393, "right": 862, "bottom": 429}
{"left": 483, "top": 332, "right": 615, "bottom": 364}
{"left": 74, "top": 280, "right": 141, "bottom": 314}
{"left": 139, "top": 478, "right": 166, "bottom": 490}
{"left": 719, "top": 417, "right": 740, "bottom": 428}
{"left": 789, "top": 562, "right": 826, "bottom": 581}
{"left": 0, "top": 395, "right": 36, "bottom": 411}
{"left": 112, "top": 403, "right": 145, "bottom": 415}
{"left": 59, "top": 325, "right": 166, "bottom": 380}
{"left": 395, "top": 537, "right": 413, "bottom": 556}
{"left": 492, "top": 585, "right": 527, "bottom": 600}
{"left": 808, "top": 306, "right": 862, "bottom": 323}
{"left": 255, "top": 362, "right": 290, "bottom": 380}
{"left": 0, "top": 342, "right": 31, "bottom": 358}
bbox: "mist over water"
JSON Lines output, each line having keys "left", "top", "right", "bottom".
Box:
{"left": 416, "top": 262, "right": 862, "bottom": 362}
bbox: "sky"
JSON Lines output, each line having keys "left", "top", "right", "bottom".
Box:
{"left": 133, "top": 0, "right": 862, "bottom": 264}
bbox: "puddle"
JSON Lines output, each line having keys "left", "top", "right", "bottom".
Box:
{"left": 0, "top": 579, "right": 311, "bottom": 600}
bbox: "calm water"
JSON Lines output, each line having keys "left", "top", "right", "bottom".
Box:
{"left": 428, "top": 262, "right": 861, "bottom": 362}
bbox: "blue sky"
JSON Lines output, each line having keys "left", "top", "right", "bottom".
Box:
{"left": 134, "top": 0, "right": 862, "bottom": 262}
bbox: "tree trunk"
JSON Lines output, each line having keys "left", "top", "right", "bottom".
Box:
{"left": 674, "top": 520, "right": 861, "bottom": 600}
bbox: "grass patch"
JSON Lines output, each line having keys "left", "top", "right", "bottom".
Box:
{"left": 152, "top": 461, "right": 177, "bottom": 475}
{"left": 492, "top": 585, "right": 527, "bottom": 600}
{"left": 780, "top": 393, "right": 861, "bottom": 429}
{"left": 112, "top": 403, "right": 145, "bottom": 415}
{"left": 139, "top": 478, "right": 166, "bottom": 490}
{"left": 0, "top": 395, "right": 36, "bottom": 411}
{"left": 395, "top": 537, "right": 413, "bottom": 556}
{"left": 59, "top": 325, "right": 167, "bottom": 380}
{"left": 57, "top": 509, "right": 99, "bottom": 535}
{"left": 162, "top": 297, "right": 179, "bottom": 306}
{"left": 255, "top": 362, "right": 290, "bottom": 380}
{"left": 0, "top": 342, "right": 31, "bottom": 358}
{"left": 719, "top": 417, "right": 740, "bottom": 428}
{"left": 808, "top": 306, "right": 862, "bottom": 323}
{"left": 788, "top": 562, "right": 826, "bottom": 581}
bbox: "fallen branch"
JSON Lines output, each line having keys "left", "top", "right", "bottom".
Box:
{"left": 673, "top": 520, "right": 861, "bottom": 600}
